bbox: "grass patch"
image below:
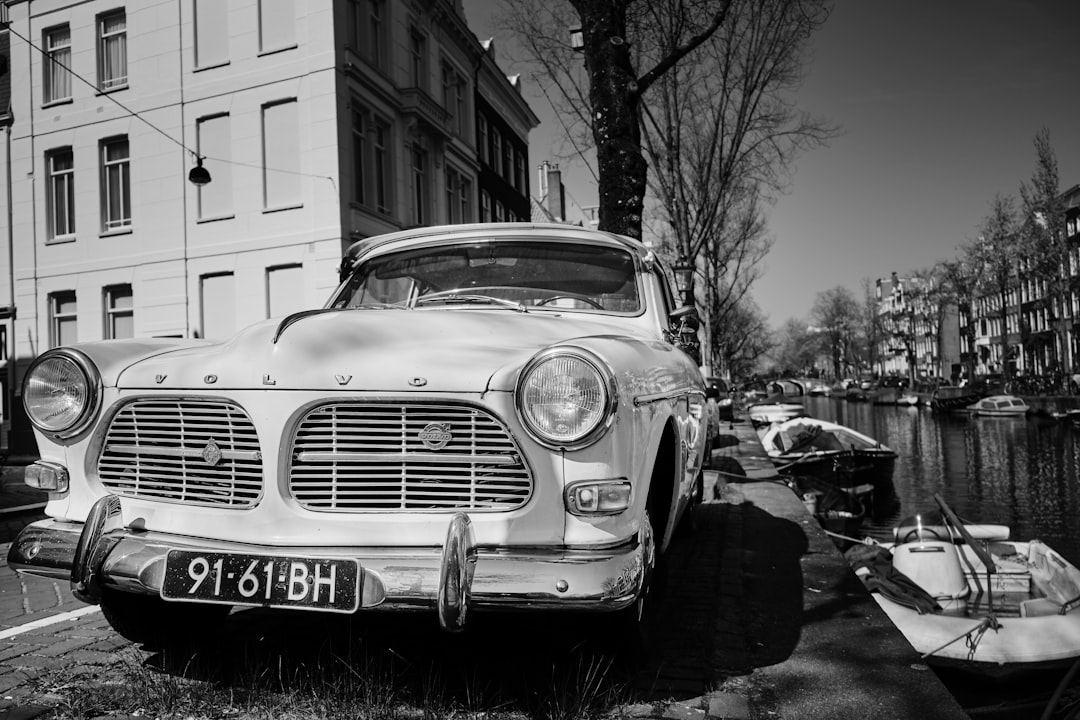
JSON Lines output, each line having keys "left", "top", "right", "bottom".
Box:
{"left": 29, "top": 621, "right": 636, "bottom": 720}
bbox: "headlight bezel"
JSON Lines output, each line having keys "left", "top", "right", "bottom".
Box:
{"left": 515, "top": 348, "right": 617, "bottom": 451}
{"left": 22, "top": 348, "right": 102, "bottom": 439}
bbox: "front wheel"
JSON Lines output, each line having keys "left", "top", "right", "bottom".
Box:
{"left": 100, "top": 588, "right": 231, "bottom": 650}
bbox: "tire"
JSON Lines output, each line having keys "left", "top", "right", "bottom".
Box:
{"left": 100, "top": 588, "right": 231, "bottom": 650}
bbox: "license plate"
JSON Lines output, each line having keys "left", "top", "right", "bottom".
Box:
{"left": 161, "top": 550, "right": 360, "bottom": 613}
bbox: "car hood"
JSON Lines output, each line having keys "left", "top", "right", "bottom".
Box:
{"left": 114, "top": 309, "right": 647, "bottom": 393}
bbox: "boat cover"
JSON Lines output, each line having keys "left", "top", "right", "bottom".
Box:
{"left": 846, "top": 543, "right": 941, "bottom": 615}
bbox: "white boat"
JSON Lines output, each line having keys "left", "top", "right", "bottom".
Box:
{"left": 966, "top": 394, "right": 1029, "bottom": 417}
{"left": 896, "top": 393, "right": 920, "bottom": 406}
{"left": 746, "top": 401, "right": 804, "bottom": 427}
{"left": 848, "top": 495, "right": 1080, "bottom": 676}
{"left": 759, "top": 417, "right": 899, "bottom": 519}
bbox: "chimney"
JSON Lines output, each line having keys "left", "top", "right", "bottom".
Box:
{"left": 546, "top": 163, "right": 565, "bottom": 222}
{"left": 537, "top": 161, "right": 549, "bottom": 200}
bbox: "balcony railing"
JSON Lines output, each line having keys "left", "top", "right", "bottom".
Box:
{"left": 400, "top": 87, "right": 452, "bottom": 139}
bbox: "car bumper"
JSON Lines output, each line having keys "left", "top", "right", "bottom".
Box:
{"left": 6, "top": 495, "right": 652, "bottom": 631}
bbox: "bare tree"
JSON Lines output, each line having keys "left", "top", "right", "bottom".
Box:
{"left": 498, "top": 0, "right": 833, "bottom": 252}
{"left": 501, "top": 0, "right": 736, "bottom": 239}
{"left": 1019, "top": 129, "right": 1070, "bottom": 377}
{"left": 967, "top": 194, "right": 1021, "bottom": 380}
{"left": 811, "top": 286, "right": 860, "bottom": 380}
{"left": 714, "top": 295, "right": 773, "bottom": 380}
{"left": 938, "top": 258, "right": 979, "bottom": 384}
{"left": 770, "top": 317, "right": 821, "bottom": 377}
{"left": 642, "top": 0, "right": 834, "bottom": 372}
{"left": 858, "top": 278, "right": 884, "bottom": 379}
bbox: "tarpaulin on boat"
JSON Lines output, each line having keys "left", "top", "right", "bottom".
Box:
{"left": 846, "top": 543, "right": 942, "bottom": 615}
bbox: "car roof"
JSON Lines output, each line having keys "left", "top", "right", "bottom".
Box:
{"left": 341, "top": 223, "right": 653, "bottom": 270}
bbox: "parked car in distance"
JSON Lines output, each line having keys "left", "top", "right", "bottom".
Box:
{"left": 706, "top": 376, "right": 734, "bottom": 422}
{"left": 8, "top": 223, "right": 709, "bottom": 647}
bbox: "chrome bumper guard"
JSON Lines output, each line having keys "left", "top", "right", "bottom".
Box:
{"left": 6, "top": 496, "right": 652, "bottom": 632}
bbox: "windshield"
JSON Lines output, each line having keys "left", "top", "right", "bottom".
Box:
{"left": 332, "top": 240, "right": 641, "bottom": 313}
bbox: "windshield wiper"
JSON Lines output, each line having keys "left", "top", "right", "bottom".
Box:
{"left": 412, "top": 292, "right": 527, "bottom": 312}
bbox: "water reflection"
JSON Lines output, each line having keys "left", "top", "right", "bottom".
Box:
{"left": 801, "top": 396, "right": 1080, "bottom": 563}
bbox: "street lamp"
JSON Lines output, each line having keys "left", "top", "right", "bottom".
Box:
{"left": 672, "top": 255, "right": 695, "bottom": 306}
{"left": 188, "top": 156, "right": 212, "bottom": 187}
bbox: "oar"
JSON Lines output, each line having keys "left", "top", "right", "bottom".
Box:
{"left": 933, "top": 493, "right": 996, "bottom": 574}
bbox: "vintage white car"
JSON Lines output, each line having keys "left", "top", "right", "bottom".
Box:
{"left": 8, "top": 223, "right": 708, "bottom": 647}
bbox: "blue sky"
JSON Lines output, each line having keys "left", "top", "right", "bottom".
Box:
{"left": 463, "top": 1, "right": 1080, "bottom": 328}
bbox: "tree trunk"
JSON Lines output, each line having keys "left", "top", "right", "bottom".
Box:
{"left": 571, "top": 0, "right": 647, "bottom": 240}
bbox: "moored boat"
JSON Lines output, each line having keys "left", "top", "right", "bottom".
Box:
{"left": 759, "top": 417, "right": 899, "bottom": 519}
{"left": 966, "top": 394, "right": 1029, "bottom": 417}
{"left": 847, "top": 495, "right": 1080, "bottom": 677}
{"left": 930, "top": 385, "right": 983, "bottom": 413}
{"left": 747, "top": 398, "right": 805, "bottom": 428}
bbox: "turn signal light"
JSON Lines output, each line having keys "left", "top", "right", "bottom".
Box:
{"left": 566, "top": 480, "right": 631, "bottom": 515}
{"left": 25, "top": 461, "right": 69, "bottom": 492}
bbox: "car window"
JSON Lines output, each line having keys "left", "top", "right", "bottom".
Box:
{"left": 333, "top": 241, "right": 641, "bottom": 313}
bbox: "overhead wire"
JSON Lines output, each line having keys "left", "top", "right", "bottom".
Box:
{"left": 5, "top": 21, "right": 337, "bottom": 189}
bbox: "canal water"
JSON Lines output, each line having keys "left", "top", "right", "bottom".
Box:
{"left": 799, "top": 395, "right": 1080, "bottom": 566}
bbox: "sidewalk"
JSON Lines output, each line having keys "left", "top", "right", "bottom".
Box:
{"left": 703, "top": 417, "right": 970, "bottom": 720}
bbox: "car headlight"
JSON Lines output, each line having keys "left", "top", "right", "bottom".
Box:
{"left": 23, "top": 349, "right": 101, "bottom": 438}
{"left": 516, "top": 350, "right": 615, "bottom": 449}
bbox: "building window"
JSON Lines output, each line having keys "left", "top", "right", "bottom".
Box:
{"left": 267, "top": 264, "right": 304, "bottom": 318}
{"left": 97, "top": 10, "right": 127, "bottom": 91}
{"left": 410, "top": 144, "right": 428, "bottom": 226}
{"left": 351, "top": 0, "right": 386, "bottom": 70}
{"left": 50, "top": 291, "right": 77, "bottom": 347}
{"left": 445, "top": 167, "right": 471, "bottom": 224}
{"left": 259, "top": 0, "right": 296, "bottom": 53}
{"left": 491, "top": 130, "right": 502, "bottom": 177}
{"left": 262, "top": 100, "right": 301, "bottom": 209}
{"left": 515, "top": 151, "right": 526, "bottom": 193}
{"left": 351, "top": 108, "right": 391, "bottom": 215}
{"left": 502, "top": 140, "right": 513, "bottom": 182}
{"left": 194, "top": 0, "right": 229, "bottom": 68}
{"left": 477, "top": 114, "right": 488, "bottom": 165}
{"left": 409, "top": 28, "right": 426, "bottom": 89}
{"left": 43, "top": 25, "right": 71, "bottom": 104}
{"left": 441, "top": 61, "right": 466, "bottom": 137}
{"left": 200, "top": 273, "right": 236, "bottom": 340}
{"left": 46, "top": 148, "right": 75, "bottom": 240}
{"left": 196, "top": 114, "right": 232, "bottom": 219}
{"left": 101, "top": 137, "right": 131, "bottom": 231}
{"left": 494, "top": 200, "right": 504, "bottom": 223}
{"left": 104, "top": 284, "right": 133, "bottom": 339}
{"left": 480, "top": 190, "right": 490, "bottom": 222}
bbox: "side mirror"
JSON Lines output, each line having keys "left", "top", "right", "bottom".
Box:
{"left": 667, "top": 305, "right": 701, "bottom": 364}
{"left": 669, "top": 304, "right": 699, "bottom": 330}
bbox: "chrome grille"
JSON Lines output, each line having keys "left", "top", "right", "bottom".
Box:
{"left": 98, "top": 399, "right": 263, "bottom": 508}
{"left": 290, "top": 403, "right": 532, "bottom": 511}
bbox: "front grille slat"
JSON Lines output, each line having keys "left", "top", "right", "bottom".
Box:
{"left": 290, "top": 403, "right": 532, "bottom": 512}
{"left": 98, "top": 399, "right": 263, "bottom": 508}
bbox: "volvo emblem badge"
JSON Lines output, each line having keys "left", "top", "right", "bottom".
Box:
{"left": 335, "top": 374, "right": 352, "bottom": 385}
{"left": 409, "top": 377, "right": 427, "bottom": 387}
{"left": 204, "top": 374, "right": 218, "bottom": 384}
{"left": 155, "top": 374, "right": 167, "bottom": 384}
{"left": 418, "top": 422, "right": 452, "bottom": 450}
{"left": 201, "top": 438, "right": 222, "bottom": 466}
